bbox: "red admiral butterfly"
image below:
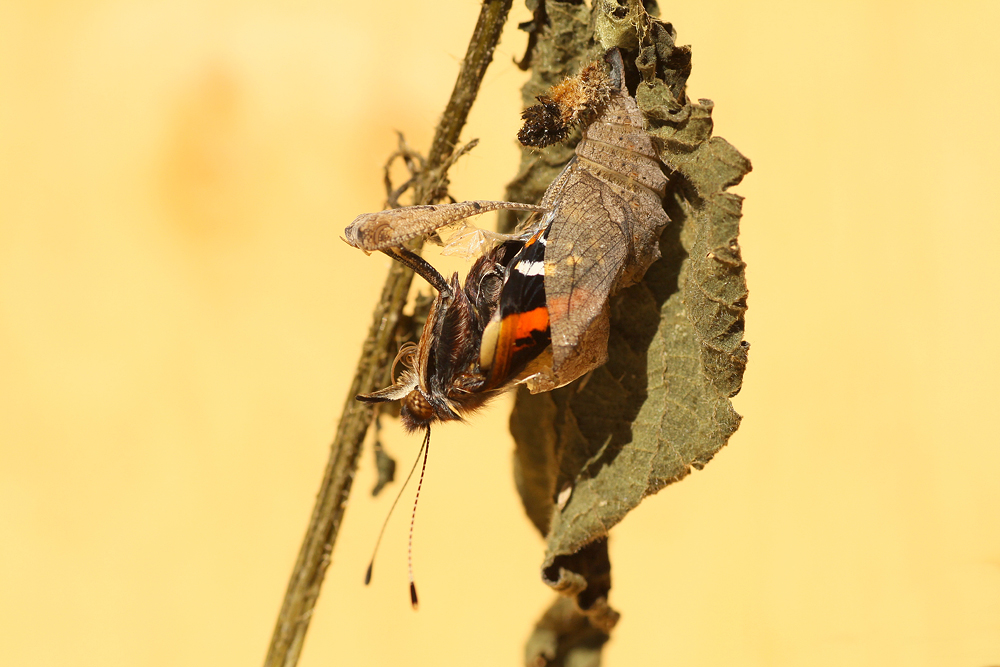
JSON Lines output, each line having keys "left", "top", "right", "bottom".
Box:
{"left": 345, "top": 49, "right": 669, "bottom": 429}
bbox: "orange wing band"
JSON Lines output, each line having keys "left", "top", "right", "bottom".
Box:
{"left": 485, "top": 306, "right": 550, "bottom": 389}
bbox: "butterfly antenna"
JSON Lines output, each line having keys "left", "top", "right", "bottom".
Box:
{"left": 408, "top": 426, "right": 431, "bottom": 609}
{"left": 365, "top": 427, "right": 429, "bottom": 586}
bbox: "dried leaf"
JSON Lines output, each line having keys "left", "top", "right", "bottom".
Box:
{"left": 508, "top": 10, "right": 751, "bottom": 634}
{"left": 370, "top": 425, "right": 396, "bottom": 497}
{"left": 524, "top": 596, "right": 610, "bottom": 667}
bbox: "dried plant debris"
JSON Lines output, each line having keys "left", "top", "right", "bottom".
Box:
{"left": 509, "top": 3, "right": 751, "bottom": 641}
{"left": 370, "top": 422, "right": 397, "bottom": 497}
{"left": 517, "top": 60, "right": 612, "bottom": 147}
{"left": 524, "top": 596, "right": 611, "bottom": 667}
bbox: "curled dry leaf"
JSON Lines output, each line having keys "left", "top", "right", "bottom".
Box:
{"left": 524, "top": 596, "right": 610, "bottom": 667}
{"left": 509, "top": 14, "right": 751, "bottom": 636}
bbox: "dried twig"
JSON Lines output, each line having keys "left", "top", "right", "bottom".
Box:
{"left": 262, "top": 2, "right": 513, "bottom": 666}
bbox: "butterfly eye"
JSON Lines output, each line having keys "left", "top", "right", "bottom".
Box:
{"left": 400, "top": 390, "right": 435, "bottom": 432}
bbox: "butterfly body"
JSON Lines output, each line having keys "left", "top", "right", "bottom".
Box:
{"left": 366, "top": 232, "right": 551, "bottom": 431}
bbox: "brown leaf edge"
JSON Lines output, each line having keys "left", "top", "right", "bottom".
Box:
{"left": 506, "top": 4, "right": 752, "bottom": 658}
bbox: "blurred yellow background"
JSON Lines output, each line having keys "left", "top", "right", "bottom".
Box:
{"left": 2, "top": 1, "right": 998, "bottom": 665}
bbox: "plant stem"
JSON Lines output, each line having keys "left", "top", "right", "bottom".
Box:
{"left": 262, "top": 3, "right": 513, "bottom": 666}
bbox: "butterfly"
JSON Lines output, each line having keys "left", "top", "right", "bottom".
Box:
{"left": 344, "top": 48, "right": 669, "bottom": 430}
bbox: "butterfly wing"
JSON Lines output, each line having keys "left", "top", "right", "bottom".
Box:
{"left": 479, "top": 227, "right": 552, "bottom": 390}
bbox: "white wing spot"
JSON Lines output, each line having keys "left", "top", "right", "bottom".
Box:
{"left": 515, "top": 259, "right": 545, "bottom": 276}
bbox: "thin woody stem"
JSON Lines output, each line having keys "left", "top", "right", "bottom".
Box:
{"left": 262, "top": 2, "right": 514, "bottom": 666}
